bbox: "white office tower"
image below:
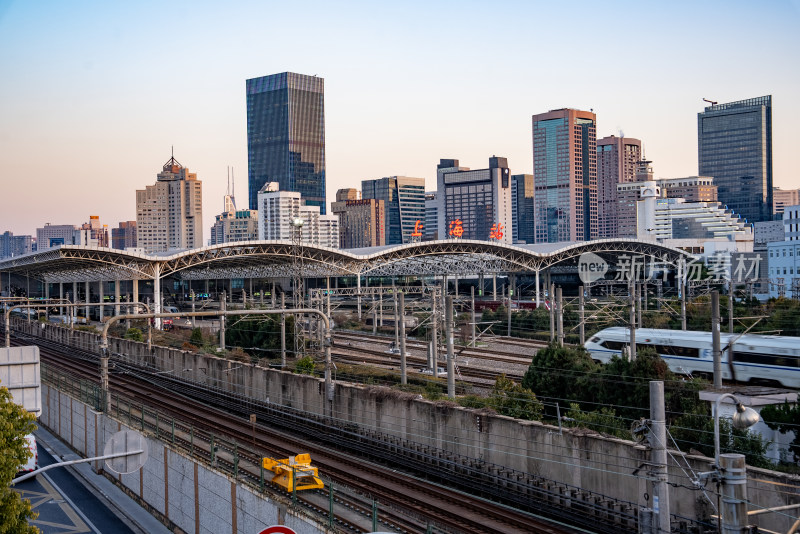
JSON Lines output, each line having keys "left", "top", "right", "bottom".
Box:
{"left": 257, "top": 182, "right": 338, "bottom": 247}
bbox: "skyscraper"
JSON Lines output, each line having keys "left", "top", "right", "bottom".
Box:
{"left": 532, "top": 108, "right": 597, "bottom": 243}
{"left": 511, "top": 174, "right": 534, "bottom": 244}
{"left": 436, "top": 157, "right": 512, "bottom": 243}
{"left": 246, "top": 73, "right": 326, "bottom": 213}
{"left": 698, "top": 95, "right": 773, "bottom": 224}
{"left": 596, "top": 135, "right": 641, "bottom": 239}
{"left": 361, "top": 176, "right": 425, "bottom": 245}
{"left": 136, "top": 155, "right": 203, "bottom": 253}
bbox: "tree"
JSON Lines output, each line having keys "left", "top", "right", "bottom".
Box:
{"left": 522, "top": 342, "right": 599, "bottom": 416}
{"left": 761, "top": 401, "right": 800, "bottom": 464}
{"left": 489, "top": 375, "right": 542, "bottom": 420}
{"left": 124, "top": 328, "right": 144, "bottom": 342}
{"left": 0, "top": 384, "right": 39, "bottom": 533}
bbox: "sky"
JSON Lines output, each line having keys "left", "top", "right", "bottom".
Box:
{"left": 1, "top": 0, "right": 798, "bottom": 237}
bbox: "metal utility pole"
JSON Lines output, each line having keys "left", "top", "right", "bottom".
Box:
{"left": 470, "top": 286, "right": 476, "bottom": 348}
{"left": 556, "top": 287, "right": 564, "bottom": 346}
{"left": 549, "top": 282, "right": 555, "bottom": 341}
{"left": 712, "top": 290, "right": 722, "bottom": 389}
{"left": 629, "top": 279, "right": 637, "bottom": 360}
{"left": 219, "top": 292, "right": 226, "bottom": 351}
{"left": 649, "top": 381, "right": 671, "bottom": 534}
{"left": 579, "top": 286, "right": 585, "bottom": 346}
{"left": 281, "top": 293, "right": 286, "bottom": 368}
{"left": 399, "top": 292, "right": 407, "bottom": 385}
{"left": 190, "top": 290, "right": 196, "bottom": 328}
{"left": 637, "top": 282, "right": 643, "bottom": 328}
{"left": 728, "top": 281, "right": 734, "bottom": 334}
{"left": 430, "top": 288, "right": 439, "bottom": 369}
{"left": 393, "top": 289, "right": 400, "bottom": 353}
{"left": 445, "top": 295, "right": 455, "bottom": 399}
{"left": 507, "top": 286, "right": 512, "bottom": 337}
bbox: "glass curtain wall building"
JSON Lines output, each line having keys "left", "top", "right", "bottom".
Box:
{"left": 361, "top": 176, "right": 426, "bottom": 245}
{"left": 246, "top": 73, "right": 326, "bottom": 213}
{"left": 511, "top": 174, "right": 535, "bottom": 244}
{"left": 698, "top": 95, "right": 772, "bottom": 224}
{"left": 532, "top": 109, "right": 597, "bottom": 243}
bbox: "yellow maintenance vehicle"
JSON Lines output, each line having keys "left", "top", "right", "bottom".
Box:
{"left": 262, "top": 453, "right": 324, "bottom": 492}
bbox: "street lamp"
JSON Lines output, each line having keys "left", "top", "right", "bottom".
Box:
{"left": 714, "top": 393, "right": 760, "bottom": 465}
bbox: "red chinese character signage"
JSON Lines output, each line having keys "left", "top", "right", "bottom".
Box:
{"left": 411, "top": 220, "right": 423, "bottom": 237}
{"left": 489, "top": 223, "right": 504, "bottom": 240}
{"left": 448, "top": 219, "right": 464, "bottom": 238}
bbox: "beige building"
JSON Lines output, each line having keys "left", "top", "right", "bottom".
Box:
{"left": 136, "top": 155, "right": 203, "bottom": 253}
{"left": 331, "top": 188, "right": 386, "bottom": 249}
{"left": 774, "top": 187, "right": 800, "bottom": 217}
{"left": 596, "top": 135, "right": 641, "bottom": 238}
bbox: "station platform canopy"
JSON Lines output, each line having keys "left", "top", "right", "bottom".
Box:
{"left": 0, "top": 239, "right": 692, "bottom": 284}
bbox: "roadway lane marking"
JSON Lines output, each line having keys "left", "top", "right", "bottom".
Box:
{"left": 41, "top": 470, "right": 102, "bottom": 534}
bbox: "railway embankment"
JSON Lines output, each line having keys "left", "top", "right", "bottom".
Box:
{"left": 17, "top": 319, "right": 800, "bottom": 533}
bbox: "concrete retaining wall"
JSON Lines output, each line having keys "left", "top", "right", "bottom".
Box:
{"left": 24, "top": 319, "right": 800, "bottom": 531}
{"left": 40, "top": 382, "right": 326, "bottom": 534}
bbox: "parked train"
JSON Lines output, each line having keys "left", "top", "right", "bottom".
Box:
{"left": 584, "top": 327, "right": 800, "bottom": 388}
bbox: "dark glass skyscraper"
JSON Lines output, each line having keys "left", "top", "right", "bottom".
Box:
{"left": 698, "top": 95, "right": 772, "bottom": 224}
{"left": 246, "top": 73, "right": 326, "bottom": 213}
{"left": 361, "top": 176, "right": 426, "bottom": 245}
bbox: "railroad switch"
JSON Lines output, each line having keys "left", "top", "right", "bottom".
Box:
{"left": 262, "top": 453, "right": 324, "bottom": 492}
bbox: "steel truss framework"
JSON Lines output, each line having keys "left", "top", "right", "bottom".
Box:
{"left": 0, "top": 239, "right": 691, "bottom": 284}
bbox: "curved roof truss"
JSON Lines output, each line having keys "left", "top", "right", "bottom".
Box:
{"left": 0, "top": 239, "right": 692, "bottom": 283}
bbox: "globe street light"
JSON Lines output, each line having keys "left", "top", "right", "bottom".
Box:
{"left": 714, "top": 393, "right": 760, "bottom": 465}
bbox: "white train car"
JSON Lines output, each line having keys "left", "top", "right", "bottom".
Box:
{"left": 585, "top": 327, "right": 800, "bottom": 388}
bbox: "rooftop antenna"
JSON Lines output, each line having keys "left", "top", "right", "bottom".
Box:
{"left": 703, "top": 98, "right": 717, "bottom": 106}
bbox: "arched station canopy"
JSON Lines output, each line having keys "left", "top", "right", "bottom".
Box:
{"left": 0, "top": 239, "right": 692, "bottom": 283}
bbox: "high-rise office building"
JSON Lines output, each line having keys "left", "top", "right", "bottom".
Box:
{"left": 361, "top": 176, "right": 425, "bottom": 245}
{"left": 532, "top": 108, "right": 597, "bottom": 243}
{"left": 511, "top": 174, "right": 534, "bottom": 244}
{"left": 256, "top": 182, "right": 338, "bottom": 247}
{"left": 36, "top": 223, "right": 77, "bottom": 251}
{"left": 436, "top": 157, "right": 512, "bottom": 243}
{"left": 136, "top": 155, "right": 203, "bottom": 253}
{"left": 246, "top": 73, "right": 326, "bottom": 213}
{"left": 0, "top": 232, "right": 34, "bottom": 259}
{"left": 698, "top": 95, "right": 773, "bottom": 224}
{"left": 331, "top": 189, "right": 385, "bottom": 249}
{"left": 111, "top": 222, "right": 137, "bottom": 250}
{"left": 424, "top": 192, "right": 438, "bottom": 241}
{"left": 774, "top": 187, "right": 800, "bottom": 217}
{"left": 596, "top": 135, "right": 641, "bottom": 238}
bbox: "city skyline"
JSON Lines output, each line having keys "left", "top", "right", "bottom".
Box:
{"left": 1, "top": 1, "right": 798, "bottom": 236}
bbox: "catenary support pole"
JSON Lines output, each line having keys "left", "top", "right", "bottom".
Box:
{"left": 712, "top": 290, "right": 722, "bottom": 389}
{"left": 219, "top": 292, "right": 226, "bottom": 351}
{"left": 579, "top": 286, "right": 585, "bottom": 346}
{"left": 535, "top": 269, "right": 540, "bottom": 309}
{"left": 507, "top": 286, "right": 512, "bottom": 337}
{"left": 649, "top": 381, "right": 671, "bottom": 534}
{"left": 281, "top": 293, "right": 286, "bottom": 368}
{"left": 549, "top": 282, "right": 555, "bottom": 341}
{"left": 556, "top": 287, "right": 564, "bottom": 347}
{"left": 728, "top": 281, "right": 734, "bottom": 334}
{"left": 445, "top": 295, "right": 455, "bottom": 399}
{"left": 629, "top": 279, "right": 637, "bottom": 360}
{"left": 399, "top": 292, "right": 407, "bottom": 385}
{"left": 431, "top": 289, "right": 439, "bottom": 368}
{"left": 190, "top": 290, "right": 196, "bottom": 328}
{"left": 470, "top": 286, "right": 476, "bottom": 348}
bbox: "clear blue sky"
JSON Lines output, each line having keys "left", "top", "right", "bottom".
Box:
{"left": 1, "top": 0, "right": 798, "bottom": 236}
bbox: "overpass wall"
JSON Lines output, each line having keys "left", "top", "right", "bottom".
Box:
{"left": 22, "top": 319, "right": 800, "bottom": 532}
{"left": 38, "top": 380, "right": 326, "bottom": 534}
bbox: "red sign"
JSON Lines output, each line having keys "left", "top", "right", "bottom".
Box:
{"left": 411, "top": 220, "right": 423, "bottom": 237}
{"left": 258, "top": 527, "right": 296, "bottom": 534}
{"left": 489, "top": 223, "right": 504, "bottom": 240}
{"left": 448, "top": 219, "right": 464, "bottom": 238}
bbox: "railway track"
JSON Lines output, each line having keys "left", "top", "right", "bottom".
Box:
{"left": 14, "top": 331, "right": 586, "bottom": 534}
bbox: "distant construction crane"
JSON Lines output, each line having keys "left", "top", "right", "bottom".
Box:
{"left": 703, "top": 98, "right": 718, "bottom": 106}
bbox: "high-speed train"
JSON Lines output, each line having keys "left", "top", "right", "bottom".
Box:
{"left": 584, "top": 327, "right": 800, "bottom": 388}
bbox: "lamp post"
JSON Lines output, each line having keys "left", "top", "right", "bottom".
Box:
{"left": 713, "top": 393, "right": 760, "bottom": 534}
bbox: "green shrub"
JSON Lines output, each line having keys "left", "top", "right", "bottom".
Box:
{"left": 124, "top": 328, "right": 144, "bottom": 342}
